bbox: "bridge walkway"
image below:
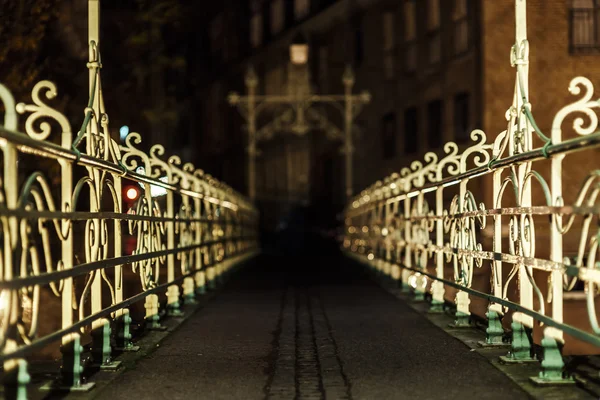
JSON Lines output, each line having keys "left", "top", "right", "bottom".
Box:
{"left": 88, "top": 247, "right": 538, "bottom": 400}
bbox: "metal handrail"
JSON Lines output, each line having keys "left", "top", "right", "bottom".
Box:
{"left": 343, "top": 0, "right": 600, "bottom": 383}
{"left": 0, "top": 1, "right": 260, "bottom": 395}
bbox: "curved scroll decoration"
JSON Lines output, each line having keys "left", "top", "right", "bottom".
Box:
{"left": 460, "top": 130, "right": 493, "bottom": 172}
{"left": 175, "top": 163, "right": 197, "bottom": 275}
{"left": 0, "top": 172, "right": 72, "bottom": 348}
{"left": 128, "top": 196, "right": 166, "bottom": 290}
{"left": 16, "top": 80, "right": 71, "bottom": 145}
{"left": 555, "top": 170, "right": 600, "bottom": 291}
{"left": 71, "top": 175, "right": 119, "bottom": 323}
{"left": 444, "top": 190, "right": 486, "bottom": 288}
{"left": 388, "top": 212, "right": 405, "bottom": 262}
{"left": 583, "top": 230, "right": 600, "bottom": 335}
{"left": 148, "top": 145, "right": 172, "bottom": 182}
{"left": 436, "top": 142, "right": 460, "bottom": 180}
{"left": 495, "top": 170, "right": 549, "bottom": 316}
{"left": 411, "top": 152, "right": 438, "bottom": 188}
{"left": 552, "top": 77, "right": 600, "bottom": 144}
{"left": 410, "top": 199, "right": 433, "bottom": 269}
{"left": 120, "top": 132, "right": 151, "bottom": 173}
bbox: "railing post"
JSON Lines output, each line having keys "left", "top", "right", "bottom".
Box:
{"left": 52, "top": 333, "right": 94, "bottom": 391}
{"left": 166, "top": 187, "right": 182, "bottom": 316}
{"left": 481, "top": 168, "right": 506, "bottom": 346}
{"left": 3, "top": 359, "right": 30, "bottom": 400}
{"left": 145, "top": 294, "right": 163, "bottom": 330}
{"left": 92, "top": 318, "right": 121, "bottom": 370}
{"left": 390, "top": 199, "right": 402, "bottom": 288}
{"left": 413, "top": 191, "right": 426, "bottom": 302}
{"left": 116, "top": 309, "right": 139, "bottom": 351}
{"left": 452, "top": 178, "right": 471, "bottom": 328}
{"left": 402, "top": 194, "right": 412, "bottom": 293}
{"left": 429, "top": 186, "right": 445, "bottom": 313}
{"left": 205, "top": 197, "right": 217, "bottom": 290}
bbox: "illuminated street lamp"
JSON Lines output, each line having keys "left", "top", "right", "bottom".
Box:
{"left": 228, "top": 32, "right": 371, "bottom": 202}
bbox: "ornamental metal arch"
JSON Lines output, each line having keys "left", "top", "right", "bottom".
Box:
{"left": 228, "top": 58, "right": 371, "bottom": 202}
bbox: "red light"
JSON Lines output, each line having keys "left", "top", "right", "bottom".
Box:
{"left": 126, "top": 187, "right": 139, "bottom": 200}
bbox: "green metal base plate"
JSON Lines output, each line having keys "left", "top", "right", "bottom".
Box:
{"left": 146, "top": 325, "right": 168, "bottom": 331}
{"left": 99, "top": 361, "right": 122, "bottom": 371}
{"left": 427, "top": 308, "right": 444, "bottom": 314}
{"left": 498, "top": 355, "right": 538, "bottom": 364}
{"left": 447, "top": 323, "right": 472, "bottom": 329}
{"left": 529, "top": 376, "right": 575, "bottom": 386}
{"left": 167, "top": 310, "right": 185, "bottom": 318}
{"left": 115, "top": 345, "right": 140, "bottom": 352}
{"left": 477, "top": 340, "right": 510, "bottom": 348}
{"left": 40, "top": 381, "right": 96, "bottom": 392}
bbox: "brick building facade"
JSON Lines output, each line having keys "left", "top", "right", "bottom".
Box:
{"left": 199, "top": 0, "right": 600, "bottom": 230}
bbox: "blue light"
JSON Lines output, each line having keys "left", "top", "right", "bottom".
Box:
{"left": 119, "top": 125, "right": 130, "bottom": 141}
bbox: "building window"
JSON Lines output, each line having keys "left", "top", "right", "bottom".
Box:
{"left": 295, "top": 0, "right": 310, "bottom": 20}
{"left": 404, "top": 0, "right": 417, "bottom": 72}
{"left": 570, "top": 0, "right": 600, "bottom": 52}
{"left": 427, "top": 100, "right": 443, "bottom": 149}
{"left": 454, "top": 92, "right": 470, "bottom": 142}
{"left": 250, "top": 13, "right": 263, "bottom": 48}
{"left": 427, "top": 0, "right": 441, "bottom": 64}
{"left": 404, "top": 107, "right": 418, "bottom": 154}
{"left": 271, "top": 0, "right": 285, "bottom": 35}
{"left": 382, "top": 11, "right": 395, "bottom": 79}
{"left": 355, "top": 24, "right": 364, "bottom": 66}
{"left": 453, "top": 0, "right": 469, "bottom": 54}
{"left": 382, "top": 113, "right": 397, "bottom": 159}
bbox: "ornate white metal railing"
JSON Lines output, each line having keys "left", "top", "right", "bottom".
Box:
{"left": 0, "top": 1, "right": 259, "bottom": 398}
{"left": 343, "top": 0, "right": 600, "bottom": 384}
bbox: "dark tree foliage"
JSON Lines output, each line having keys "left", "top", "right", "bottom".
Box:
{"left": 1, "top": 0, "right": 201, "bottom": 161}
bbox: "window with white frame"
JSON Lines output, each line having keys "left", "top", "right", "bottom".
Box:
{"left": 295, "top": 0, "right": 310, "bottom": 20}
{"left": 570, "top": 0, "right": 600, "bottom": 52}
{"left": 382, "top": 11, "right": 395, "bottom": 79}
{"left": 427, "top": 0, "right": 441, "bottom": 64}
{"left": 404, "top": 0, "right": 417, "bottom": 72}
{"left": 453, "top": 0, "right": 469, "bottom": 54}
{"left": 271, "top": 0, "right": 285, "bottom": 35}
{"left": 250, "top": 13, "right": 263, "bottom": 48}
